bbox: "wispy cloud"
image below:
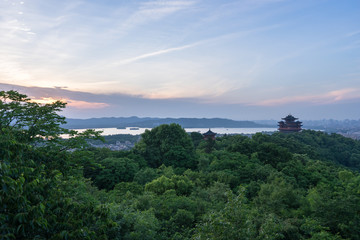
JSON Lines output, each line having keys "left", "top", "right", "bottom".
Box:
{"left": 113, "top": 23, "right": 281, "bottom": 66}
{"left": 113, "top": 43, "right": 197, "bottom": 65}
{"left": 346, "top": 30, "right": 360, "bottom": 38}
{"left": 252, "top": 88, "right": 360, "bottom": 106}
{"left": 122, "top": 0, "right": 196, "bottom": 30}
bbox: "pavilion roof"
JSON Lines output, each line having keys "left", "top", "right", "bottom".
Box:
{"left": 282, "top": 114, "right": 298, "bottom": 121}
{"left": 203, "top": 129, "right": 216, "bottom": 136}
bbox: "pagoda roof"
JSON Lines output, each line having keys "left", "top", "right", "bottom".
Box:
{"left": 278, "top": 114, "right": 302, "bottom": 133}
{"left": 203, "top": 129, "right": 216, "bottom": 136}
{"left": 282, "top": 114, "right": 298, "bottom": 121}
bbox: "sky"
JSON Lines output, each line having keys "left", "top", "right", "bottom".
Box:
{"left": 1, "top": 0, "right": 360, "bottom": 120}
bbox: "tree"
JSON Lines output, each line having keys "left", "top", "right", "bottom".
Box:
{"left": 306, "top": 172, "right": 360, "bottom": 239}
{"left": 256, "top": 142, "right": 292, "bottom": 168}
{"left": 0, "top": 90, "right": 102, "bottom": 150}
{"left": 0, "top": 121, "right": 116, "bottom": 240}
{"left": 193, "top": 189, "right": 250, "bottom": 240}
{"left": 255, "top": 177, "right": 301, "bottom": 217}
{"left": 135, "top": 124, "right": 196, "bottom": 169}
{"left": 190, "top": 131, "right": 203, "bottom": 148}
{"left": 145, "top": 176, "right": 175, "bottom": 195}
{"left": 0, "top": 90, "right": 66, "bottom": 143}
{"left": 94, "top": 157, "right": 139, "bottom": 190}
{"left": 0, "top": 91, "right": 116, "bottom": 239}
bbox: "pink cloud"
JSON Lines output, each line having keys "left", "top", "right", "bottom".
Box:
{"left": 252, "top": 88, "right": 360, "bottom": 106}
{"left": 66, "top": 99, "right": 110, "bottom": 109}
{"left": 31, "top": 97, "right": 109, "bottom": 109}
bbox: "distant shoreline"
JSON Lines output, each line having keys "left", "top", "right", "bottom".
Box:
{"left": 63, "top": 116, "right": 273, "bottom": 129}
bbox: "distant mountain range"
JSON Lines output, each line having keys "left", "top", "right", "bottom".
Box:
{"left": 63, "top": 117, "right": 271, "bottom": 129}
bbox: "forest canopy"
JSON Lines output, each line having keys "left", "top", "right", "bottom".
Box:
{"left": 1, "top": 90, "right": 360, "bottom": 240}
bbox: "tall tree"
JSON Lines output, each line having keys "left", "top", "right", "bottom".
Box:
{"left": 135, "top": 124, "right": 196, "bottom": 169}
{"left": 0, "top": 91, "right": 114, "bottom": 239}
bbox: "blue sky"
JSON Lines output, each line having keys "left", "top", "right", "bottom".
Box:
{"left": 1, "top": 0, "right": 360, "bottom": 120}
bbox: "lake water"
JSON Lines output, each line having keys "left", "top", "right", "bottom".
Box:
{"left": 72, "top": 127, "right": 278, "bottom": 136}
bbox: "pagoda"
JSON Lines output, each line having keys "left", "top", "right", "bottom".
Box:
{"left": 203, "top": 129, "right": 216, "bottom": 140}
{"left": 278, "top": 114, "right": 302, "bottom": 133}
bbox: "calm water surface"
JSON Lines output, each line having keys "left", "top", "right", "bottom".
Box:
{"left": 73, "top": 127, "right": 277, "bottom": 135}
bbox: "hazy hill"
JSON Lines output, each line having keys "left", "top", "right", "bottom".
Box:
{"left": 63, "top": 117, "right": 268, "bottom": 129}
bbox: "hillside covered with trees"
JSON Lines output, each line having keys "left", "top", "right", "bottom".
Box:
{"left": 1, "top": 90, "right": 360, "bottom": 240}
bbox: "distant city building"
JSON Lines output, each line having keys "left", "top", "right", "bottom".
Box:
{"left": 203, "top": 129, "right": 216, "bottom": 140}
{"left": 278, "top": 114, "right": 302, "bottom": 133}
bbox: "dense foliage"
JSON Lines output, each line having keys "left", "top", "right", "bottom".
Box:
{"left": 1, "top": 90, "right": 360, "bottom": 239}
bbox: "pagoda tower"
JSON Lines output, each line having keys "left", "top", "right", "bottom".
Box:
{"left": 278, "top": 114, "right": 302, "bottom": 133}
{"left": 203, "top": 129, "right": 216, "bottom": 140}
